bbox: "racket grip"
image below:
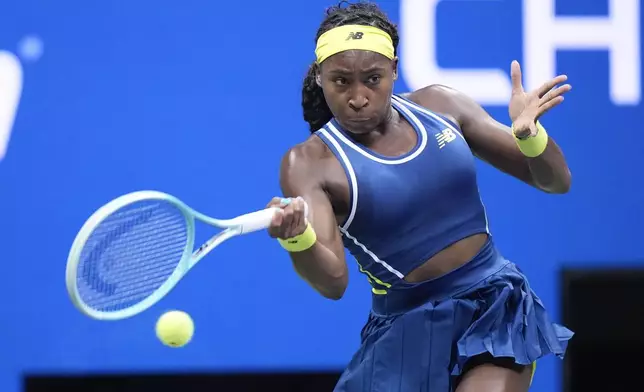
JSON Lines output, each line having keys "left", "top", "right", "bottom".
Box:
{"left": 233, "top": 207, "right": 279, "bottom": 234}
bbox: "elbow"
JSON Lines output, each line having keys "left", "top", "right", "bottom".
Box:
{"left": 322, "top": 287, "right": 346, "bottom": 300}
{"left": 550, "top": 169, "right": 572, "bottom": 194}
{"left": 318, "top": 274, "right": 348, "bottom": 300}
{"left": 554, "top": 182, "right": 571, "bottom": 194}
{"left": 322, "top": 290, "right": 346, "bottom": 301}
{"left": 539, "top": 169, "right": 572, "bottom": 194}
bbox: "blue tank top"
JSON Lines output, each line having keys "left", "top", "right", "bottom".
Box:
{"left": 314, "top": 94, "right": 490, "bottom": 295}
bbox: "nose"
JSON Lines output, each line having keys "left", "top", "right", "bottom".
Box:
{"left": 348, "top": 90, "right": 369, "bottom": 112}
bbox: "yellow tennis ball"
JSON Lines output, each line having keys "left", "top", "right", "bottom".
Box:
{"left": 155, "top": 310, "right": 194, "bottom": 348}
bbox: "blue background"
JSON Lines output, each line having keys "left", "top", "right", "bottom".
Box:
{"left": 0, "top": 1, "right": 642, "bottom": 392}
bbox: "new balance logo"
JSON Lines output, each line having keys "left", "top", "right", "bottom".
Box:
{"left": 0, "top": 51, "right": 23, "bottom": 162}
{"left": 346, "top": 32, "right": 364, "bottom": 40}
{"left": 435, "top": 128, "right": 456, "bottom": 149}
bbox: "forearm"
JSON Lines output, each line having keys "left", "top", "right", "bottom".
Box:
{"left": 526, "top": 138, "right": 571, "bottom": 194}
{"left": 288, "top": 243, "right": 348, "bottom": 300}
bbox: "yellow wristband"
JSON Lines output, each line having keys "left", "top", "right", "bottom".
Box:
{"left": 513, "top": 121, "right": 549, "bottom": 158}
{"left": 278, "top": 223, "right": 317, "bottom": 252}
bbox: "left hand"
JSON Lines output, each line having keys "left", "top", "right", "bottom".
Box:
{"left": 508, "top": 60, "right": 572, "bottom": 139}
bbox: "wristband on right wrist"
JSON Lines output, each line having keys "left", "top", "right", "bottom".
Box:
{"left": 278, "top": 223, "right": 317, "bottom": 252}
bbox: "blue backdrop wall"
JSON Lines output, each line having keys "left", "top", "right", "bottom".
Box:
{"left": 0, "top": 1, "right": 642, "bottom": 392}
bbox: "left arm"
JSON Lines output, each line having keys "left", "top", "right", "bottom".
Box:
{"left": 412, "top": 62, "right": 572, "bottom": 194}
{"left": 434, "top": 85, "right": 571, "bottom": 194}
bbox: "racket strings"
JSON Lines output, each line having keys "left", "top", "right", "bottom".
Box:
{"left": 76, "top": 200, "right": 189, "bottom": 312}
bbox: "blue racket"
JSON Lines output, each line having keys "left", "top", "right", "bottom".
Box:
{"left": 65, "top": 190, "right": 278, "bottom": 320}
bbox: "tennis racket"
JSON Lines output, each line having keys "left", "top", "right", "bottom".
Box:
{"left": 65, "top": 190, "right": 279, "bottom": 321}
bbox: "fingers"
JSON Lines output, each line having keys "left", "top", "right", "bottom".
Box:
{"left": 510, "top": 60, "right": 524, "bottom": 94}
{"left": 537, "top": 96, "right": 565, "bottom": 118}
{"left": 539, "top": 83, "right": 572, "bottom": 106}
{"left": 267, "top": 197, "right": 309, "bottom": 239}
{"left": 536, "top": 74, "right": 568, "bottom": 98}
{"left": 289, "top": 197, "right": 306, "bottom": 236}
{"left": 270, "top": 208, "right": 284, "bottom": 229}
{"left": 536, "top": 81, "right": 571, "bottom": 118}
{"left": 266, "top": 196, "right": 285, "bottom": 208}
{"left": 515, "top": 73, "right": 571, "bottom": 122}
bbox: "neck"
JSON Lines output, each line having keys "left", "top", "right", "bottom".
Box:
{"left": 378, "top": 105, "right": 399, "bottom": 133}
{"left": 347, "top": 104, "right": 400, "bottom": 145}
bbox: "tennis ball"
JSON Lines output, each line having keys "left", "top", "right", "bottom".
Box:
{"left": 155, "top": 310, "right": 194, "bottom": 348}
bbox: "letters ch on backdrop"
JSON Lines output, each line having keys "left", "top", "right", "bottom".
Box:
{"left": 401, "top": 0, "right": 641, "bottom": 106}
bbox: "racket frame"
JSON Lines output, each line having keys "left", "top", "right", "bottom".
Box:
{"left": 66, "top": 190, "right": 277, "bottom": 320}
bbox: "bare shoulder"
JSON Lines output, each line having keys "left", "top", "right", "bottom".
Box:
{"left": 281, "top": 134, "right": 332, "bottom": 174}
{"left": 279, "top": 134, "right": 332, "bottom": 192}
{"left": 406, "top": 84, "right": 461, "bottom": 101}
{"left": 402, "top": 84, "right": 473, "bottom": 126}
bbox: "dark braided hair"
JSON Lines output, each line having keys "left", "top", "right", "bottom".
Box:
{"left": 301, "top": 1, "right": 399, "bottom": 132}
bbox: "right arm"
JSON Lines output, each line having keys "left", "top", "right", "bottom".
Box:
{"left": 268, "top": 141, "right": 348, "bottom": 300}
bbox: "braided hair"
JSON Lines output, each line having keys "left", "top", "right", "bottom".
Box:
{"left": 301, "top": 1, "right": 399, "bottom": 132}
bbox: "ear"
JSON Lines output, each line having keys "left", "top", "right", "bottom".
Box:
{"left": 313, "top": 63, "right": 322, "bottom": 87}
{"left": 392, "top": 57, "right": 399, "bottom": 81}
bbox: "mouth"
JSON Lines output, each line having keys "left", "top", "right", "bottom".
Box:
{"left": 346, "top": 117, "right": 372, "bottom": 123}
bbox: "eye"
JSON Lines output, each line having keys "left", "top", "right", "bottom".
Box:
{"left": 334, "top": 77, "right": 348, "bottom": 86}
{"left": 367, "top": 75, "right": 381, "bottom": 84}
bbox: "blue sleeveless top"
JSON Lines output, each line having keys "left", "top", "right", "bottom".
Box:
{"left": 314, "top": 94, "right": 490, "bottom": 295}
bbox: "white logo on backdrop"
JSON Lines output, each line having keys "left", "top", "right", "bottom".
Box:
{"left": 0, "top": 34, "right": 43, "bottom": 162}
{"left": 401, "top": 0, "right": 641, "bottom": 106}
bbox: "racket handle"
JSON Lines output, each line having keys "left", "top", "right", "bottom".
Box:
{"left": 232, "top": 207, "right": 279, "bottom": 234}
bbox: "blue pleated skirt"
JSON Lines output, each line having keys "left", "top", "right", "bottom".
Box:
{"left": 334, "top": 239, "right": 573, "bottom": 392}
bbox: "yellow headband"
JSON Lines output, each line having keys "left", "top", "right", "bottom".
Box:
{"left": 315, "top": 24, "right": 394, "bottom": 64}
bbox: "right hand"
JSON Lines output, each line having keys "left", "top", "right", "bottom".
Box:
{"left": 266, "top": 196, "right": 309, "bottom": 240}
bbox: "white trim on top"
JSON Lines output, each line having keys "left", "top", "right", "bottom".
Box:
{"left": 391, "top": 95, "right": 466, "bottom": 141}
{"left": 326, "top": 99, "right": 428, "bottom": 165}
{"left": 318, "top": 127, "right": 358, "bottom": 232}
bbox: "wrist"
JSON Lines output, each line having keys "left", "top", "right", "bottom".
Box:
{"left": 512, "top": 120, "right": 549, "bottom": 157}
{"left": 278, "top": 223, "right": 317, "bottom": 252}
{"left": 512, "top": 122, "right": 536, "bottom": 140}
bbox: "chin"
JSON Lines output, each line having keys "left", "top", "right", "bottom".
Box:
{"left": 338, "top": 118, "right": 378, "bottom": 134}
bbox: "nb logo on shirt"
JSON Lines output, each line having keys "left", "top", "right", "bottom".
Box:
{"left": 346, "top": 32, "right": 364, "bottom": 40}
{"left": 435, "top": 129, "right": 457, "bottom": 149}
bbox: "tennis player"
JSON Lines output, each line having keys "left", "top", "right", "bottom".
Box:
{"left": 267, "top": 2, "right": 573, "bottom": 391}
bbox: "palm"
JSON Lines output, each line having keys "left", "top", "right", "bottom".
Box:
{"left": 508, "top": 60, "right": 572, "bottom": 138}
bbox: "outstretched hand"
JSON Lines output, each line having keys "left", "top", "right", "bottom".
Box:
{"left": 508, "top": 60, "right": 572, "bottom": 138}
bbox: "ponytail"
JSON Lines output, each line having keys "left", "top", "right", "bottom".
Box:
{"left": 301, "top": 62, "right": 333, "bottom": 132}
